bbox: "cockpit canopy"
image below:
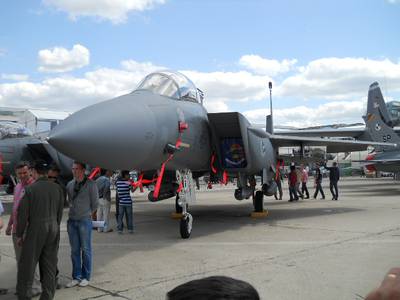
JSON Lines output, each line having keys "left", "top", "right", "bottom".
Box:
{"left": 135, "top": 71, "right": 203, "bottom": 103}
{"left": 0, "top": 121, "right": 33, "bottom": 139}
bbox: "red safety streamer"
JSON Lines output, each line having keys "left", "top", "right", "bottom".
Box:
{"left": 221, "top": 170, "right": 228, "bottom": 185}
{"left": 88, "top": 167, "right": 101, "bottom": 180}
{"left": 130, "top": 173, "right": 157, "bottom": 189}
{"left": 176, "top": 181, "right": 183, "bottom": 193}
{"left": 138, "top": 121, "right": 189, "bottom": 200}
{"left": 210, "top": 153, "right": 217, "bottom": 174}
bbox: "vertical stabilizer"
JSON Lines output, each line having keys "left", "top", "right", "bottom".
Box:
{"left": 363, "top": 82, "right": 400, "bottom": 150}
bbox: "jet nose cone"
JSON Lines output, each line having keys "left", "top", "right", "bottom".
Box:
{"left": 48, "top": 94, "right": 158, "bottom": 170}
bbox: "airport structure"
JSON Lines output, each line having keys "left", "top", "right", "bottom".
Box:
{"left": 387, "top": 100, "right": 400, "bottom": 126}
{"left": 0, "top": 107, "right": 70, "bottom": 137}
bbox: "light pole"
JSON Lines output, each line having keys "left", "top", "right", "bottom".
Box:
{"left": 269, "top": 81, "right": 273, "bottom": 118}
{"left": 266, "top": 81, "right": 273, "bottom": 134}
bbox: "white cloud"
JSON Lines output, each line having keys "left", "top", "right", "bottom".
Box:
{"left": 43, "top": 0, "right": 166, "bottom": 23}
{"left": 244, "top": 100, "right": 366, "bottom": 128}
{"left": 0, "top": 60, "right": 162, "bottom": 110}
{"left": 3, "top": 56, "right": 400, "bottom": 128}
{"left": 239, "top": 55, "right": 297, "bottom": 76}
{"left": 387, "top": 0, "right": 400, "bottom": 4}
{"left": 121, "top": 59, "right": 165, "bottom": 74}
{"left": 1, "top": 74, "right": 29, "bottom": 81}
{"left": 278, "top": 57, "right": 400, "bottom": 100}
{"left": 182, "top": 70, "right": 271, "bottom": 102}
{"left": 0, "top": 60, "right": 272, "bottom": 113}
{"left": 38, "top": 44, "right": 90, "bottom": 73}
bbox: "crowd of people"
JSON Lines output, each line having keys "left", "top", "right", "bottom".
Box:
{"left": 0, "top": 159, "right": 398, "bottom": 300}
{"left": 274, "top": 161, "right": 341, "bottom": 202}
{"left": 0, "top": 160, "right": 136, "bottom": 299}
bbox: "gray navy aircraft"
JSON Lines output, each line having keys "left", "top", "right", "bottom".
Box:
{"left": 0, "top": 121, "right": 73, "bottom": 188}
{"left": 277, "top": 82, "right": 400, "bottom": 175}
{"left": 358, "top": 82, "right": 400, "bottom": 173}
{"left": 48, "top": 71, "right": 394, "bottom": 238}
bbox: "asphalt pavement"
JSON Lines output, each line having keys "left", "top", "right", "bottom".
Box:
{"left": 1, "top": 177, "right": 400, "bottom": 300}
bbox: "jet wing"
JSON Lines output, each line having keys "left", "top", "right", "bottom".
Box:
{"left": 275, "top": 127, "right": 367, "bottom": 138}
{"left": 276, "top": 127, "right": 400, "bottom": 139}
{"left": 267, "top": 133, "right": 397, "bottom": 153}
{"left": 353, "top": 159, "right": 400, "bottom": 164}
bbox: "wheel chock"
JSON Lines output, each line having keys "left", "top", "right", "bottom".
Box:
{"left": 171, "top": 212, "right": 183, "bottom": 219}
{"left": 251, "top": 210, "right": 268, "bottom": 218}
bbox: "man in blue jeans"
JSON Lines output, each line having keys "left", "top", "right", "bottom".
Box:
{"left": 116, "top": 170, "right": 136, "bottom": 234}
{"left": 66, "top": 162, "right": 98, "bottom": 288}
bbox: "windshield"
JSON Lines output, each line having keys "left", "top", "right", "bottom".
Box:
{"left": 135, "top": 71, "right": 200, "bottom": 103}
{"left": 0, "top": 121, "right": 33, "bottom": 139}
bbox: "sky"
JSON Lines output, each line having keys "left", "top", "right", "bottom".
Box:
{"left": 0, "top": 0, "right": 399, "bottom": 127}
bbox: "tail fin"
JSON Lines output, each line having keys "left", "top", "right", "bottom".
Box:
{"left": 363, "top": 82, "right": 400, "bottom": 150}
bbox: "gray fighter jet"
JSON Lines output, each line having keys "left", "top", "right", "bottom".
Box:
{"left": 48, "top": 71, "right": 393, "bottom": 238}
{"left": 357, "top": 82, "right": 400, "bottom": 173}
{"left": 278, "top": 83, "right": 400, "bottom": 175}
{"left": 0, "top": 121, "right": 73, "bottom": 188}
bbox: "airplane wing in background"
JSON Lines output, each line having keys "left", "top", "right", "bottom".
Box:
{"left": 275, "top": 127, "right": 367, "bottom": 138}
{"left": 275, "top": 127, "right": 400, "bottom": 139}
{"left": 353, "top": 159, "right": 400, "bottom": 164}
{"left": 266, "top": 133, "right": 397, "bottom": 153}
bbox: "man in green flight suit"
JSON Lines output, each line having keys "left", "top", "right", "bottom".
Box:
{"left": 16, "top": 160, "right": 65, "bottom": 300}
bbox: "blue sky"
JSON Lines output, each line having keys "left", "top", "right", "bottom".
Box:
{"left": 0, "top": 0, "right": 399, "bottom": 127}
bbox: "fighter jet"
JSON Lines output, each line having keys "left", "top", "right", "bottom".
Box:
{"left": 0, "top": 121, "right": 73, "bottom": 188}
{"left": 278, "top": 83, "right": 400, "bottom": 176}
{"left": 356, "top": 82, "right": 400, "bottom": 174}
{"left": 48, "top": 71, "right": 394, "bottom": 238}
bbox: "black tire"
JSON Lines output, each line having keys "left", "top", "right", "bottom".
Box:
{"left": 234, "top": 188, "right": 243, "bottom": 200}
{"left": 180, "top": 216, "right": 192, "bottom": 239}
{"left": 254, "top": 191, "right": 264, "bottom": 212}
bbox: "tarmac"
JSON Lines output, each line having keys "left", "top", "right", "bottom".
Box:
{"left": 1, "top": 176, "right": 400, "bottom": 300}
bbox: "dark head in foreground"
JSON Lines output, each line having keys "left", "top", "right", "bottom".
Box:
{"left": 166, "top": 276, "right": 260, "bottom": 300}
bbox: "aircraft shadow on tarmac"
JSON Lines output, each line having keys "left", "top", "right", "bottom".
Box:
{"left": 123, "top": 202, "right": 364, "bottom": 243}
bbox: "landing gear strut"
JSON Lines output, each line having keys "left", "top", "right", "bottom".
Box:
{"left": 176, "top": 170, "right": 196, "bottom": 239}
{"left": 175, "top": 194, "right": 188, "bottom": 214}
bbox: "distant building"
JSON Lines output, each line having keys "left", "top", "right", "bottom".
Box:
{"left": 386, "top": 101, "right": 400, "bottom": 126}
{"left": 0, "top": 107, "right": 71, "bottom": 136}
{"left": 0, "top": 107, "right": 25, "bottom": 123}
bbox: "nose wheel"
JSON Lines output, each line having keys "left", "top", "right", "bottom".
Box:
{"left": 180, "top": 213, "right": 193, "bottom": 239}
{"left": 176, "top": 169, "right": 196, "bottom": 239}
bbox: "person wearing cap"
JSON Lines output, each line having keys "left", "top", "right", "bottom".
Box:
{"left": 16, "top": 160, "right": 65, "bottom": 300}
